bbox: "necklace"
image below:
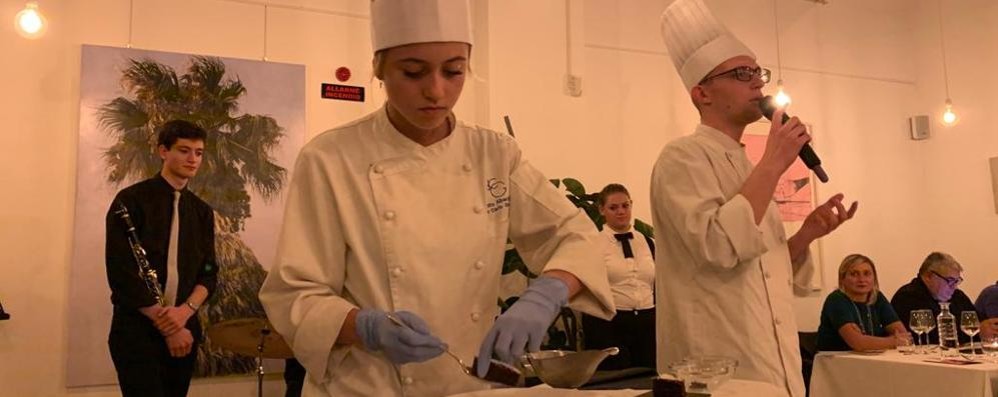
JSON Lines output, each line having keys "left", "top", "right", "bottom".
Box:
{"left": 851, "top": 301, "right": 874, "bottom": 335}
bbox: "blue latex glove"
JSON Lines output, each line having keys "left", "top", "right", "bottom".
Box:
{"left": 476, "top": 276, "right": 568, "bottom": 378}
{"left": 355, "top": 309, "right": 446, "bottom": 364}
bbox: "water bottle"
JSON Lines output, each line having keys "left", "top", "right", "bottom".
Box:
{"left": 937, "top": 302, "right": 959, "bottom": 355}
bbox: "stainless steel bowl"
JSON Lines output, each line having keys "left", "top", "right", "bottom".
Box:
{"left": 521, "top": 347, "right": 619, "bottom": 388}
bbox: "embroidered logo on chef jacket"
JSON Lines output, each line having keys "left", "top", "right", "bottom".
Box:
{"left": 487, "top": 178, "right": 507, "bottom": 198}
{"left": 486, "top": 178, "right": 510, "bottom": 214}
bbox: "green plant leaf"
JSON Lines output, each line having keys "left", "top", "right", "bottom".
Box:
{"left": 634, "top": 218, "right": 655, "bottom": 239}
{"left": 562, "top": 178, "right": 586, "bottom": 197}
{"left": 549, "top": 179, "right": 561, "bottom": 188}
{"left": 595, "top": 215, "right": 606, "bottom": 230}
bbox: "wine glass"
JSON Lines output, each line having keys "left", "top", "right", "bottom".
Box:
{"left": 924, "top": 311, "right": 937, "bottom": 348}
{"left": 982, "top": 333, "right": 998, "bottom": 363}
{"left": 960, "top": 311, "right": 981, "bottom": 355}
{"left": 910, "top": 311, "right": 927, "bottom": 351}
{"left": 895, "top": 332, "right": 915, "bottom": 354}
{"left": 912, "top": 310, "right": 933, "bottom": 353}
{"left": 919, "top": 310, "right": 936, "bottom": 353}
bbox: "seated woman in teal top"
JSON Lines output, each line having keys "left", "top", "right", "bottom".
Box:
{"left": 817, "top": 254, "right": 907, "bottom": 351}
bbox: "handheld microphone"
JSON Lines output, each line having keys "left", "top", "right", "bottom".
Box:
{"left": 758, "top": 96, "right": 829, "bottom": 183}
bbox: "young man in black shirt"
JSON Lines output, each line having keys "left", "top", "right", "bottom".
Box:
{"left": 105, "top": 120, "right": 218, "bottom": 397}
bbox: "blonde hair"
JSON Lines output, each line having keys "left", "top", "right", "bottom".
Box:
{"left": 837, "top": 254, "right": 880, "bottom": 305}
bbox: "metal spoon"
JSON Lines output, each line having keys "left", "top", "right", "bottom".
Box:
{"left": 384, "top": 312, "right": 471, "bottom": 375}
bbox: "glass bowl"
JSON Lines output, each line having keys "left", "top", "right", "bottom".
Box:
{"left": 666, "top": 355, "right": 738, "bottom": 393}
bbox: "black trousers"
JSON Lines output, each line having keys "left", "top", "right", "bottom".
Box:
{"left": 582, "top": 307, "right": 656, "bottom": 370}
{"left": 284, "top": 358, "right": 306, "bottom": 397}
{"left": 108, "top": 308, "right": 200, "bottom": 397}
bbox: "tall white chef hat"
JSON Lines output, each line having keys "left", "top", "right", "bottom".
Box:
{"left": 660, "top": 0, "right": 755, "bottom": 92}
{"left": 370, "top": 0, "right": 473, "bottom": 52}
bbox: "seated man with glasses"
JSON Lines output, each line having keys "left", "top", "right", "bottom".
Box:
{"left": 891, "top": 252, "right": 981, "bottom": 345}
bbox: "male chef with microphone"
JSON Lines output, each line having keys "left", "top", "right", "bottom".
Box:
{"left": 651, "top": 1, "right": 858, "bottom": 396}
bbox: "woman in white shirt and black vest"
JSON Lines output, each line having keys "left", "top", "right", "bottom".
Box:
{"left": 582, "top": 183, "right": 657, "bottom": 370}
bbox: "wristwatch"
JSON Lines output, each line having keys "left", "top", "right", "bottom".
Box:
{"left": 185, "top": 301, "right": 200, "bottom": 312}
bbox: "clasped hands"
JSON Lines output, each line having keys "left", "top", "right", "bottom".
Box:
{"left": 141, "top": 304, "right": 196, "bottom": 358}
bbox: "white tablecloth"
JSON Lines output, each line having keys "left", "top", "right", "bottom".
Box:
{"left": 811, "top": 350, "right": 998, "bottom": 397}
{"left": 447, "top": 379, "right": 784, "bottom": 397}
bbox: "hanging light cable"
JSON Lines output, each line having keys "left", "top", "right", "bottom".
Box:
{"left": 937, "top": 0, "right": 957, "bottom": 126}
{"left": 126, "top": 0, "right": 133, "bottom": 48}
{"left": 773, "top": 0, "right": 791, "bottom": 107}
{"left": 262, "top": 4, "right": 269, "bottom": 61}
{"left": 14, "top": 1, "right": 46, "bottom": 39}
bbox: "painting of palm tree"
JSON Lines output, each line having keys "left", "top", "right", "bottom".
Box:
{"left": 97, "top": 55, "right": 286, "bottom": 377}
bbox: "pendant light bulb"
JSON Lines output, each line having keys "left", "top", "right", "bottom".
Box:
{"left": 15, "top": 2, "right": 46, "bottom": 39}
{"left": 942, "top": 100, "right": 958, "bottom": 126}
{"left": 774, "top": 80, "right": 792, "bottom": 107}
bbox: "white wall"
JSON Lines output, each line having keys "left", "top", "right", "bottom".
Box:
{"left": 3, "top": 0, "right": 998, "bottom": 395}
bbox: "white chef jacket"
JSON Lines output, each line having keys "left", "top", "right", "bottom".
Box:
{"left": 650, "top": 124, "right": 814, "bottom": 397}
{"left": 599, "top": 226, "right": 655, "bottom": 310}
{"left": 259, "top": 107, "right": 615, "bottom": 397}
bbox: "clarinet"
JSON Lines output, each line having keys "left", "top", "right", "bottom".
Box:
{"left": 114, "top": 202, "right": 166, "bottom": 306}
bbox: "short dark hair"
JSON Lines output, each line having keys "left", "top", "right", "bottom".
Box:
{"left": 157, "top": 120, "right": 206, "bottom": 150}
{"left": 597, "top": 183, "right": 630, "bottom": 207}
{"left": 918, "top": 251, "right": 962, "bottom": 276}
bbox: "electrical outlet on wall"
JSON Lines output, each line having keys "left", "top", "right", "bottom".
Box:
{"left": 564, "top": 74, "right": 583, "bottom": 97}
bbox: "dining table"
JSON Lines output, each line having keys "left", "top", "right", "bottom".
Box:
{"left": 447, "top": 377, "right": 786, "bottom": 397}
{"left": 811, "top": 349, "right": 998, "bottom": 397}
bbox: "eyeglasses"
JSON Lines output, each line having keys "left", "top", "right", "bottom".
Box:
{"left": 931, "top": 270, "right": 963, "bottom": 287}
{"left": 699, "top": 66, "right": 771, "bottom": 85}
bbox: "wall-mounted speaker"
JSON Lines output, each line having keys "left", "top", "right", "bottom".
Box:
{"left": 909, "top": 115, "right": 930, "bottom": 140}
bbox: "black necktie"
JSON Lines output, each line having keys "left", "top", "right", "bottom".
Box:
{"left": 614, "top": 232, "right": 634, "bottom": 258}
